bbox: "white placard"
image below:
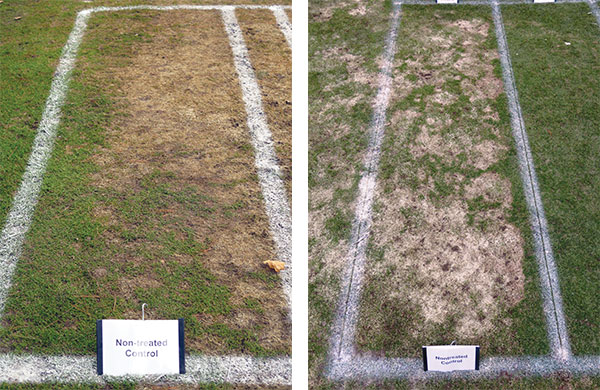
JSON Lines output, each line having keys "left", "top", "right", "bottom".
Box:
{"left": 97, "top": 319, "right": 185, "bottom": 376}
{"left": 422, "top": 345, "right": 480, "bottom": 372}
{"left": 437, "top": 0, "right": 459, "bottom": 4}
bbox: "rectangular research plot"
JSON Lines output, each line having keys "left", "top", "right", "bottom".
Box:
{"left": 355, "top": 4, "right": 547, "bottom": 359}
{"left": 0, "top": 6, "right": 291, "bottom": 368}
{"left": 502, "top": 3, "right": 600, "bottom": 355}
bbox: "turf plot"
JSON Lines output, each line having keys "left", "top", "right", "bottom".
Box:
{"left": 502, "top": 3, "right": 600, "bottom": 355}
{"left": 0, "top": 8, "right": 290, "bottom": 357}
{"left": 354, "top": 4, "right": 548, "bottom": 358}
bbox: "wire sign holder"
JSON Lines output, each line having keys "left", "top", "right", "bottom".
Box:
{"left": 96, "top": 304, "right": 185, "bottom": 376}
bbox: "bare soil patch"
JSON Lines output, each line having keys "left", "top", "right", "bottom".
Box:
{"left": 357, "top": 8, "right": 528, "bottom": 355}
{"left": 88, "top": 10, "right": 289, "bottom": 354}
{"left": 237, "top": 9, "right": 292, "bottom": 200}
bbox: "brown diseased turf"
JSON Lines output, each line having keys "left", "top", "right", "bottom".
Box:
{"left": 88, "top": 10, "right": 290, "bottom": 353}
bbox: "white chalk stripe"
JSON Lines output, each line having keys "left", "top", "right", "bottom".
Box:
{"left": 0, "top": 354, "right": 291, "bottom": 384}
{"left": 326, "top": 1, "right": 403, "bottom": 365}
{"left": 328, "top": 354, "right": 600, "bottom": 380}
{"left": 272, "top": 6, "right": 292, "bottom": 47}
{"left": 221, "top": 7, "right": 292, "bottom": 307}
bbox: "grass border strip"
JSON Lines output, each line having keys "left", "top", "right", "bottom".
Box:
{"left": 324, "top": 0, "right": 600, "bottom": 381}
{"left": 326, "top": 0, "right": 403, "bottom": 365}
{"left": 491, "top": 0, "right": 571, "bottom": 361}
{"left": 0, "top": 8, "right": 93, "bottom": 317}
{"left": 0, "top": 4, "right": 291, "bottom": 385}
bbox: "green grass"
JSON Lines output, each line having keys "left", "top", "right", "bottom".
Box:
{"left": 503, "top": 3, "right": 600, "bottom": 355}
{"left": 354, "top": 5, "right": 548, "bottom": 358}
{"left": 0, "top": 10, "right": 285, "bottom": 357}
{"left": 308, "top": 0, "right": 393, "bottom": 386}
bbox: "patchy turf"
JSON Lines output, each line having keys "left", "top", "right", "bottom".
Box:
{"left": 238, "top": 9, "right": 292, "bottom": 200}
{"left": 502, "top": 3, "right": 600, "bottom": 355}
{"left": 0, "top": 9, "right": 290, "bottom": 356}
{"left": 354, "top": 5, "right": 547, "bottom": 358}
{"left": 308, "top": 0, "right": 394, "bottom": 386}
{"left": 0, "top": 0, "right": 289, "bottom": 243}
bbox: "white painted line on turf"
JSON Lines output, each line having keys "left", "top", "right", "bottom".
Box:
{"left": 586, "top": 0, "right": 600, "bottom": 27}
{"left": 0, "top": 5, "right": 291, "bottom": 385}
{"left": 272, "top": 6, "right": 292, "bottom": 47}
{"left": 0, "top": 8, "right": 93, "bottom": 316}
{"left": 326, "top": 0, "right": 403, "bottom": 367}
{"left": 492, "top": 0, "right": 572, "bottom": 361}
{"left": 221, "top": 7, "right": 292, "bottom": 307}
{"left": 0, "top": 354, "right": 291, "bottom": 384}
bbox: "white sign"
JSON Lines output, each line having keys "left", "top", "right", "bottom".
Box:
{"left": 97, "top": 319, "right": 185, "bottom": 375}
{"left": 422, "top": 345, "right": 480, "bottom": 372}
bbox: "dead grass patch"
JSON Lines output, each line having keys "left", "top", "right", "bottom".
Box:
{"left": 357, "top": 9, "right": 528, "bottom": 354}
{"left": 87, "top": 10, "right": 289, "bottom": 354}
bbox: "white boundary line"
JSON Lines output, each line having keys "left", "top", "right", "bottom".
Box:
{"left": 272, "top": 6, "right": 292, "bottom": 47}
{"left": 327, "top": 0, "right": 403, "bottom": 364}
{"left": 0, "top": 4, "right": 291, "bottom": 385}
{"left": 325, "top": 0, "right": 600, "bottom": 381}
{"left": 0, "top": 354, "right": 291, "bottom": 384}
{"left": 221, "top": 6, "right": 292, "bottom": 309}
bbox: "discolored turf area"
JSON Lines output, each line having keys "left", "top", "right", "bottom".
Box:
{"left": 0, "top": 8, "right": 291, "bottom": 357}
{"left": 356, "top": 5, "right": 547, "bottom": 358}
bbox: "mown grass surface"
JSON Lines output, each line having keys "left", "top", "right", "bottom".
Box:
{"left": 308, "top": 0, "right": 393, "bottom": 387}
{"left": 355, "top": 4, "right": 547, "bottom": 358}
{"left": 502, "top": 3, "right": 600, "bottom": 355}
{"left": 0, "top": 0, "right": 289, "bottom": 238}
{"left": 0, "top": 10, "right": 288, "bottom": 356}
